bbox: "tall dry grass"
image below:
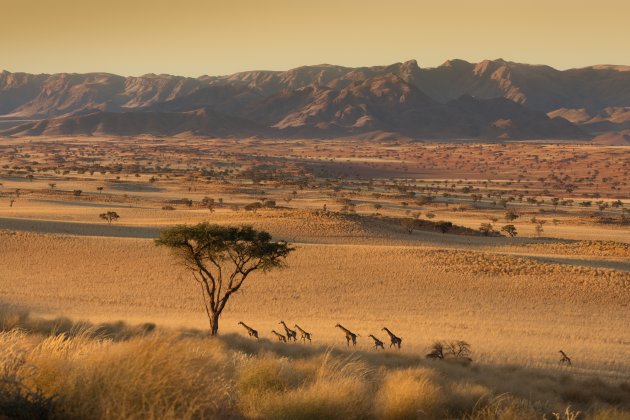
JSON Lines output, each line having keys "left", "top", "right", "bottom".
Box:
{"left": 1, "top": 311, "right": 629, "bottom": 419}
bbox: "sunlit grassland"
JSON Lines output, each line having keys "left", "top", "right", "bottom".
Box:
{"left": 1, "top": 313, "right": 629, "bottom": 420}
{"left": 1, "top": 230, "right": 628, "bottom": 382}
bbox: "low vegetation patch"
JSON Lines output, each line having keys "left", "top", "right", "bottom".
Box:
{"left": 522, "top": 240, "right": 630, "bottom": 259}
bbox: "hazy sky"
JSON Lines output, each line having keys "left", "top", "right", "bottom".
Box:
{"left": 2, "top": 0, "right": 629, "bottom": 76}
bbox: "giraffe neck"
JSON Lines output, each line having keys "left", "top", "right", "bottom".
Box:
{"left": 338, "top": 325, "right": 351, "bottom": 334}
{"left": 384, "top": 328, "right": 394, "bottom": 337}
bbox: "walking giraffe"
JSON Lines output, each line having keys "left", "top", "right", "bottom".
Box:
{"left": 368, "top": 334, "right": 385, "bottom": 350}
{"left": 279, "top": 321, "right": 298, "bottom": 342}
{"left": 335, "top": 324, "right": 358, "bottom": 347}
{"left": 559, "top": 350, "right": 572, "bottom": 366}
{"left": 237, "top": 321, "right": 259, "bottom": 339}
{"left": 382, "top": 327, "right": 402, "bottom": 349}
{"left": 294, "top": 324, "right": 312, "bottom": 343}
{"left": 271, "top": 330, "right": 287, "bottom": 343}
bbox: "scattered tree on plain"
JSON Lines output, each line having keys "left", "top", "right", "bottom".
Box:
{"left": 155, "top": 223, "right": 293, "bottom": 335}
{"left": 99, "top": 211, "right": 120, "bottom": 225}
{"left": 505, "top": 209, "right": 519, "bottom": 222}
{"left": 244, "top": 202, "right": 262, "bottom": 213}
{"left": 501, "top": 224, "right": 517, "bottom": 237}
{"left": 479, "top": 223, "right": 495, "bottom": 236}
{"left": 531, "top": 217, "right": 546, "bottom": 236}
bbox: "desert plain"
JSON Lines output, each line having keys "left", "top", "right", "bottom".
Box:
{"left": 0, "top": 135, "right": 628, "bottom": 418}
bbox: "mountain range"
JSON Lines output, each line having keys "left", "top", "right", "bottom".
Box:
{"left": 1, "top": 59, "right": 630, "bottom": 141}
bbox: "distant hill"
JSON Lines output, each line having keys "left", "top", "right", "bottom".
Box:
{"left": 548, "top": 106, "right": 630, "bottom": 134}
{"left": 591, "top": 130, "right": 630, "bottom": 146}
{"left": 2, "top": 58, "right": 630, "bottom": 140}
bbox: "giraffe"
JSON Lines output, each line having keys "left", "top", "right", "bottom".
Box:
{"left": 382, "top": 327, "right": 402, "bottom": 349}
{"left": 271, "top": 330, "right": 287, "bottom": 343}
{"left": 368, "top": 334, "right": 385, "bottom": 350}
{"left": 279, "top": 321, "right": 298, "bottom": 342}
{"left": 294, "top": 324, "right": 312, "bottom": 343}
{"left": 559, "top": 350, "right": 572, "bottom": 366}
{"left": 335, "top": 324, "right": 358, "bottom": 347}
{"left": 238, "top": 321, "right": 259, "bottom": 339}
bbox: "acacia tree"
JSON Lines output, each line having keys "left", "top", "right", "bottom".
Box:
{"left": 99, "top": 211, "right": 120, "bottom": 225}
{"left": 505, "top": 209, "right": 519, "bottom": 222}
{"left": 479, "top": 223, "right": 495, "bottom": 236}
{"left": 155, "top": 223, "right": 294, "bottom": 335}
{"left": 501, "top": 224, "right": 518, "bottom": 237}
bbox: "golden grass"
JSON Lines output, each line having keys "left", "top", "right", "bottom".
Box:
{"left": 375, "top": 368, "right": 445, "bottom": 419}
{"left": 1, "top": 313, "right": 629, "bottom": 419}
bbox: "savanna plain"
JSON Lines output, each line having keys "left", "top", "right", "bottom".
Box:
{"left": 0, "top": 136, "right": 629, "bottom": 419}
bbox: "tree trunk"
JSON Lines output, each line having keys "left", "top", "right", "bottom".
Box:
{"left": 209, "top": 311, "right": 220, "bottom": 336}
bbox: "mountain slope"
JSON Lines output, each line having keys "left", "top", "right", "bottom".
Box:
{"left": 445, "top": 95, "right": 588, "bottom": 139}
{"left": 1, "top": 108, "right": 270, "bottom": 137}
{"left": 1, "top": 79, "right": 586, "bottom": 140}
{"left": 0, "top": 70, "right": 207, "bottom": 118}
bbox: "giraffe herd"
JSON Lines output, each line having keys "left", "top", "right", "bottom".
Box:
{"left": 238, "top": 321, "right": 402, "bottom": 351}
{"left": 237, "top": 321, "right": 575, "bottom": 366}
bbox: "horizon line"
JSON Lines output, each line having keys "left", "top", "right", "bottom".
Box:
{"left": 2, "top": 58, "right": 630, "bottom": 79}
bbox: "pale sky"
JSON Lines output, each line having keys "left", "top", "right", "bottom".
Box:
{"left": 1, "top": 0, "right": 629, "bottom": 76}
